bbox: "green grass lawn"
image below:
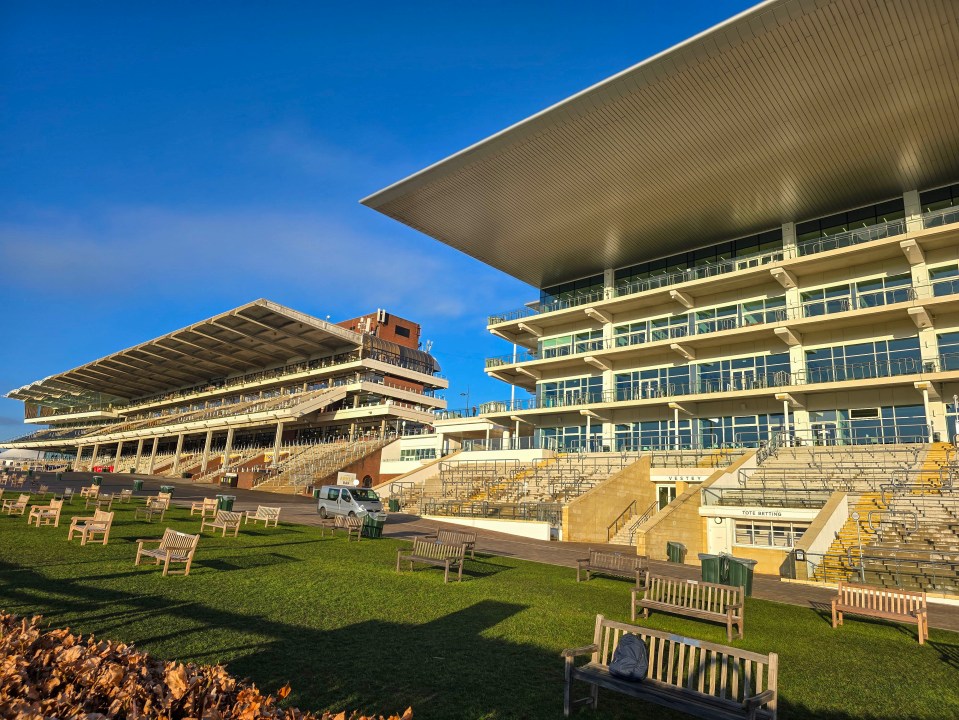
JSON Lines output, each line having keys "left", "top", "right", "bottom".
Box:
{"left": 1, "top": 501, "right": 957, "bottom": 719}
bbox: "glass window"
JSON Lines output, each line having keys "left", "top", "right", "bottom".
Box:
{"left": 939, "top": 332, "right": 959, "bottom": 371}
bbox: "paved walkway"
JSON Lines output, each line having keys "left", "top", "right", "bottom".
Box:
{"left": 14, "top": 470, "right": 959, "bottom": 633}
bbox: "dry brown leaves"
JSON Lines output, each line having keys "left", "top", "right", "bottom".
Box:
{"left": 0, "top": 613, "right": 412, "bottom": 720}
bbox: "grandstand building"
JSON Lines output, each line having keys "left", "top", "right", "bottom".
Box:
{"left": 362, "top": 0, "right": 959, "bottom": 594}
{"left": 4, "top": 299, "right": 446, "bottom": 489}
{"left": 364, "top": 0, "right": 959, "bottom": 454}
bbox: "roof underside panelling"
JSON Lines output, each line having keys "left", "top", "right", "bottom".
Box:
{"left": 363, "top": 0, "right": 959, "bottom": 287}
{"left": 8, "top": 300, "right": 365, "bottom": 402}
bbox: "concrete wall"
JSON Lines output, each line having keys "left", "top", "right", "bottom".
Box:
{"left": 790, "top": 491, "right": 849, "bottom": 580}
{"left": 730, "top": 545, "right": 789, "bottom": 575}
{"left": 563, "top": 456, "right": 654, "bottom": 543}
{"left": 635, "top": 451, "right": 756, "bottom": 562}
{"left": 423, "top": 514, "right": 552, "bottom": 541}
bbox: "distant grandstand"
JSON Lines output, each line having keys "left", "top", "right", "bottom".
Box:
{"left": 4, "top": 299, "right": 446, "bottom": 490}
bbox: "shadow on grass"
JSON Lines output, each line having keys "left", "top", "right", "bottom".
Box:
{"left": 198, "top": 552, "right": 301, "bottom": 572}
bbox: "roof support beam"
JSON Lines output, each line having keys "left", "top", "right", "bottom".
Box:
{"left": 908, "top": 306, "right": 933, "bottom": 330}
{"left": 227, "top": 312, "right": 317, "bottom": 353}
{"left": 487, "top": 371, "right": 513, "bottom": 384}
{"left": 669, "top": 290, "right": 694, "bottom": 309}
{"left": 517, "top": 321, "right": 543, "bottom": 338}
{"left": 584, "top": 355, "right": 611, "bottom": 372}
{"left": 775, "top": 392, "right": 804, "bottom": 409}
{"left": 667, "top": 401, "right": 693, "bottom": 415}
{"left": 774, "top": 327, "right": 802, "bottom": 347}
{"left": 770, "top": 268, "right": 798, "bottom": 289}
{"left": 192, "top": 325, "right": 287, "bottom": 365}
{"left": 159, "top": 336, "right": 251, "bottom": 373}
{"left": 914, "top": 380, "right": 940, "bottom": 401}
{"left": 517, "top": 366, "right": 541, "bottom": 380}
{"left": 584, "top": 307, "right": 612, "bottom": 324}
{"left": 900, "top": 239, "right": 925, "bottom": 265}
{"left": 580, "top": 408, "right": 607, "bottom": 421}
{"left": 670, "top": 343, "right": 695, "bottom": 361}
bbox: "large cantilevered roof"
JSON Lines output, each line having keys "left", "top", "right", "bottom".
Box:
{"left": 362, "top": 0, "right": 959, "bottom": 288}
{"left": 7, "top": 300, "right": 367, "bottom": 404}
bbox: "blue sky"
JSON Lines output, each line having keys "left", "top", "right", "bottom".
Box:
{"left": 0, "top": 0, "right": 754, "bottom": 437}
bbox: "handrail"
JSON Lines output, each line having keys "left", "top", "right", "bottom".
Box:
{"left": 867, "top": 508, "right": 919, "bottom": 536}
{"left": 628, "top": 500, "right": 661, "bottom": 543}
{"left": 607, "top": 500, "right": 637, "bottom": 542}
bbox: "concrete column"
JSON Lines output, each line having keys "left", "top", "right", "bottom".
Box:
{"left": 904, "top": 189, "right": 923, "bottom": 232}
{"left": 172, "top": 433, "right": 185, "bottom": 474}
{"left": 379, "top": 418, "right": 387, "bottom": 438}
{"left": 603, "top": 268, "right": 615, "bottom": 299}
{"left": 273, "top": 422, "right": 284, "bottom": 466}
{"left": 201, "top": 429, "right": 213, "bottom": 472}
{"left": 782, "top": 398, "right": 791, "bottom": 442}
{"left": 134, "top": 438, "right": 145, "bottom": 472}
{"left": 148, "top": 437, "right": 159, "bottom": 474}
{"left": 73, "top": 445, "right": 85, "bottom": 471}
{"left": 782, "top": 221, "right": 797, "bottom": 257}
{"left": 91, "top": 443, "right": 100, "bottom": 468}
{"left": 222, "top": 427, "right": 235, "bottom": 469}
{"left": 113, "top": 441, "right": 124, "bottom": 470}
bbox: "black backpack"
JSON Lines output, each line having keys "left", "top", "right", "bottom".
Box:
{"left": 608, "top": 633, "right": 649, "bottom": 681}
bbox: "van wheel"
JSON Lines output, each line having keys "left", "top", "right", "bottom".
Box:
{"left": 319, "top": 507, "right": 328, "bottom": 518}
{"left": 348, "top": 511, "right": 356, "bottom": 518}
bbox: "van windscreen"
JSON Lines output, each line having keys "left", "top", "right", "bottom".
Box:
{"left": 349, "top": 488, "right": 379, "bottom": 501}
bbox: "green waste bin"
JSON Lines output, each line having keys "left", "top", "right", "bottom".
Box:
{"left": 362, "top": 514, "right": 385, "bottom": 539}
{"left": 160, "top": 485, "right": 174, "bottom": 495}
{"left": 56, "top": 472, "right": 63, "bottom": 482}
{"left": 698, "top": 553, "right": 725, "bottom": 583}
{"left": 726, "top": 556, "right": 758, "bottom": 597}
{"left": 133, "top": 479, "right": 144, "bottom": 491}
{"left": 388, "top": 498, "right": 400, "bottom": 512}
{"left": 91, "top": 475, "right": 102, "bottom": 486}
{"left": 666, "top": 541, "right": 687, "bottom": 564}
{"left": 216, "top": 494, "right": 235, "bottom": 511}
{"left": 312, "top": 487, "right": 322, "bottom": 499}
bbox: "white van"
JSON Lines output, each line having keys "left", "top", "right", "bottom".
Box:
{"left": 316, "top": 485, "right": 383, "bottom": 518}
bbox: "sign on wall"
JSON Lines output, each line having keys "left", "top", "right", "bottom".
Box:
{"left": 337, "top": 471, "right": 358, "bottom": 486}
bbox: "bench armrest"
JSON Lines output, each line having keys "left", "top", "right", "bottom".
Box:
{"left": 576, "top": 558, "right": 589, "bottom": 567}
{"left": 727, "top": 602, "right": 743, "bottom": 611}
{"left": 560, "top": 644, "right": 598, "bottom": 658}
{"left": 743, "top": 688, "right": 775, "bottom": 713}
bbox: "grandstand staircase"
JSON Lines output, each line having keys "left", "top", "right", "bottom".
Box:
{"left": 813, "top": 493, "right": 884, "bottom": 583}
{"left": 253, "top": 439, "right": 390, "bottom": 494}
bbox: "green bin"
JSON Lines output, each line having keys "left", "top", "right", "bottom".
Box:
{"left": 362, "top": 514, "right": 385, "bottom": 539}
{"left": 160, "top": 485, "right": 174, "bottom": 495}
{"left": 388, "top": 498, "right": 400, "bottom": 512}
{"left": 666, "top": 541, "right": 687, "bottom": 564}
{"left": 56, "top": 473, "right": 63, "bottom": 482}
{"left": 133, "top": 479, "right": 144, "bottom": 491}
{"left": 91, "top": 475, "right": 102, "bottom": 486}
{"left": 726, "top": 556, "right": 758, "bottom": 597}
{"left": 216, "top": 494, "right": 235, "bottom": 511}
{"left": 698, "top": 553, "right": 725, "bottom": 583}
{"left": 312, "top": 487, "right": 322, "bottom": 499}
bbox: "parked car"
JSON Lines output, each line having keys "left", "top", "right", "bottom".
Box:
{"left": 316, "top": 485, "right": 383, "bottom": 518}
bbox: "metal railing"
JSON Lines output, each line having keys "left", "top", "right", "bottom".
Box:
{"left": 607, "top": 500, "right": 637, "bottom": 542}
{"left": 795, "top": 218, "right": 906, "bottom": 256}
{"left": 483, "top": 281, "right": 952, "bottom": 368}
{"left": 701, "top": 487, "right": 832, "bottom": 509}
{"left": 922, "top": 205, "right": 959, "bottom": 229}
{"left": 421, "top": 498, "right": 563, "bottom": 526}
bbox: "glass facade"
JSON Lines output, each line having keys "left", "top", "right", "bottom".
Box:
{"left": 795, "top": 198, "right": 904, "bottom": 249}
{"left": 805, "top": 337, "right": 922, "bottom": 382}
{"left": 808, "top": 405, "right": 927, "bottom": 444}
{"left": 920, "top": 182, "right": 959, "bottom": 214}
{"left": 801, "top": 274, "right": 912, "bottom": 316}
{"left": 540, "top": 330, "right": 604, "bottom": 358}
{"left": 615, "top": 420, "right": 693, "bottom": 451}
{"left": 614, "top": 229, "right": 783, "bottom": 288}
{"left": 930, "top": 263, "right": 959, "bottom": 297}
{"left": 539, "top": 376, "right": 603, "bottom": 406}
{"left": 735, "top": 521, "right": 809, "bottom": 548}
{"left": 539, "top": 425, "right": 602, "bottom": 451}
{"left": 938, "top": 332, "right": 959, "bottom": 371}
{"left": 540, "top": 273, "right": 604, "bottom": 306}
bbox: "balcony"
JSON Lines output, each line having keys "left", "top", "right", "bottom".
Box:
{"left": 923, "top": 204, "right": 959, "bottom": 229}
{"left": 485, "top": 285, "right": 943, "bottom": 370}
{"left": 481, "top": 355, "right": 949, "bottom": 414}
{"left": 795, "top": 218, "right": 905, "bottom": 256}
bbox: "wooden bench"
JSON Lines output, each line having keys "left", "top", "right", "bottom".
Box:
{"left": 201, "top": 510, "right": 242, "bottom": 537}
{"left": 79, "top": 486, "right": 98, "bottom": 498}
{"left": 135, "top": 529, "right": 199, "bottom": 576}
{"left": 191, "top": 497, "right": 218, "bottom": 518}
{"left": 334, "top": 514, "right": 363, "bottom": 541}
{"left": 831, "top": 580, "right": 928, "bottom": 644}
{"left": 428, "top": 528, "right": 477, "bottom": 559}
{"left": 633, "top": 574, "right": 745, "bottom": 643}
{"left": 562, "top": 614, "right": 777, "bottom": 719}
{"left": 28, "top": 498, "right": 63, "bottom": 527}
{"left": 135, "top": 498, "right": 167, "bottom": 522}
{"left": 68, "top": 510, "right": 114, "bottom": 545}
{"left": 2, "top": 494, "right": 29, "bottom": 516}
{"left": 577, "top": 549, "right": 648, "bottom": 583}
{"left": 244, "top": 506, "right": 281, "bottom": 528}
{"left": 396, "top": 539, "right": 466, "bottom": 583}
